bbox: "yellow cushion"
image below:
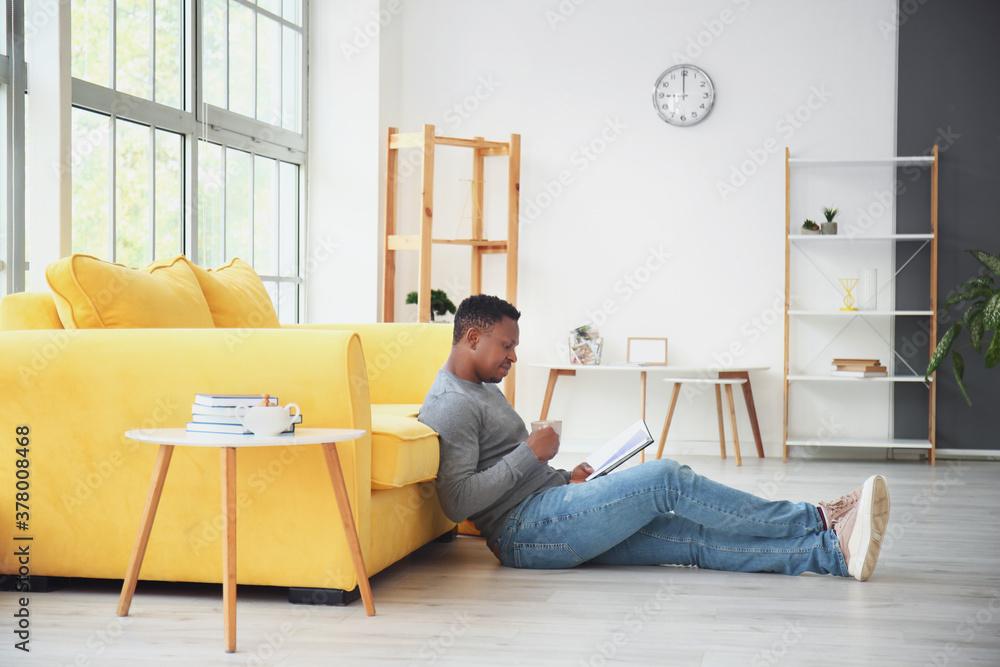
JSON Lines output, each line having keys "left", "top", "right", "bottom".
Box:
{"left": 370, "top": 413, "right": 439, "bottom": 489}
{"left": 0, "top": 292, "right": 63, "bottom": 331}
{"left": 457, "top": 520, "right": 481, "bottom": 536}
{"left": 45, "top": 254, "right": 215, "bottom": 329}
{"left": 186, "top": 257, "right": 280, "bottom": 328}
{"left": 371, "top": 403, "right": 421, "bottom": 418}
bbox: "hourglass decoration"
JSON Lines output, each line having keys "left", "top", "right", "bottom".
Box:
{"left": 839, "top": 278, "right": 859, "bottom": 311}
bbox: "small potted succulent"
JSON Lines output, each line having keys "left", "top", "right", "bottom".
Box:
{"left": 801, "top": 219, "right": 821, "bottom": 235}
{"left": 821, "top": 207, "right": 839, "bottom": 235}
{"left": 406, "top": 289, "right": 456, "bottom": 322}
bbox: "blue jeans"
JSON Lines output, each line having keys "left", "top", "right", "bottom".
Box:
{"left": 494, "top": 459, "right": 849, "bottom": 577}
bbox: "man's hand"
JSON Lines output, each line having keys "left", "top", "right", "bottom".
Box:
{"left": 569, "top": 462, "right": 594, "bottom": 484}
{"left": 526, "top": 426, "right": 560, "bottom": 462}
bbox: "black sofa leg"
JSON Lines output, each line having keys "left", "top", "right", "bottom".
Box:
{"left": 0, "top": 574, "right": 65, "bottom": 593}
{"left": 434, "top": 527, "right": 459, "bottom": 543}
{"left": 288, "top": 586, "right": 360, "bottom": 606}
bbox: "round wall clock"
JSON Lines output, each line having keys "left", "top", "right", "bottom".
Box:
{"left": 652, "top": 64, "right": 715, "bottom": 126}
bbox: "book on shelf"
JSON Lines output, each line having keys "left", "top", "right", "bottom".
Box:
{"left": 833, "top": 364, "right": 885, "bottom": 372}
{"left": 832, "top": 358, "right": 880, "bottom": 366}
{"left": 189, "top": 414, "right": 303, "bottom": 427}
{"left": 831, "top": 358, "right": 886, "bottom": 374}
{"left": 193, "top": 394, "right": 278, "bottom": 408}
{"left": 185, "top": 421, "right": 296, "bottom": 435}
{"left": 584, "top": 419, "right": 655, "bottom": 481}
{"left": 829, "top": 368, "right": 888, "bottom": 378}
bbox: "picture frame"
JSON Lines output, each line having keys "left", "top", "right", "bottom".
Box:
{"left": 626, "top": 337, "right": 668, "bottom": 365}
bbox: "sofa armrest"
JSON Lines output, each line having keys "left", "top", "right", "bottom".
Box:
{"left": 0, "top": 327, "right": 373, "bottom": 589}
{"left": 287, "top": 323, "right": 452, "bottom": 405}
{"left": 0, "top": 292, "right": 62, "bottom": 331}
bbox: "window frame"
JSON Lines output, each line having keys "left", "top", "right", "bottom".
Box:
{"left": 68, "top": 0, "right": 308, "bottom": 320}
{"left": 3, "top": 0, "right": 27, "bottom": 295}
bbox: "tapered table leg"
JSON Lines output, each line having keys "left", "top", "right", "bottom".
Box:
{"left": 725, "top": 385, "right": 742, "bottom": 466}
{"left": 639, "top": 371, "right": 648, "bottom": 462}
{"left": 655, "top": 383, "right": 682, "bottom": 460}
{"left": 539, "top": 369, "right": 576, "bottom": 420}
{"left": 720, "top": 371, "right": 764, "bottom": 458}
{"left": 715, "top": 384, "right": 727, "bottom": 460}
{"left": 322, "top": 442, "right": 376, "bottom": 616}
{"left": 117, "top": 445, "right": 174, "bottom": 617}
{"left": 222, "top": 447, "right": 237, "bottom": 652}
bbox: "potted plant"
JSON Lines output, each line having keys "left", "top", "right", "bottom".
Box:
{"left": 821, "top": 207, "right": 839, "bottom": 235}
{"left": 406, "top": 289, "right": 456, "bottom": 322}
{"left": 801, "top": 219, "right": 821, "bottom": 235}
{"left": 925, "top": 249, "right": 1000, "bottom": 405}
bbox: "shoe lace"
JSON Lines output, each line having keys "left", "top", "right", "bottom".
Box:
{"left": 823, "top": 495, "right": 852, "bottom": 513}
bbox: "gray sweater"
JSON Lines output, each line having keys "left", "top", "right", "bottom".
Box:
{"left": 419, "top": 370, "right": 569, "bottom": 547}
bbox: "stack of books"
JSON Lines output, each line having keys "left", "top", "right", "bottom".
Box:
{"left": 830, "top": 358, "right": 888, "bottom": 378}
{"left": 186, "top": 394, "right": 302, "bottom": 435}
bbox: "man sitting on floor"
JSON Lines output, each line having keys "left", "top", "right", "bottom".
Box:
{"left": 418, "top": 294, "right": 891, "bottom": 581}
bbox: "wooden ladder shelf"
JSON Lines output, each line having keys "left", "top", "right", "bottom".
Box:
{"left": 382, "top": 124, "right": 521, "bottom": 403}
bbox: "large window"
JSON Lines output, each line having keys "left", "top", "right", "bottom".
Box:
{"left": 69, "top": 0, "right": 306, "bottom": 321}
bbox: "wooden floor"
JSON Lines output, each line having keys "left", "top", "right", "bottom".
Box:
{"left": 3, "top": 455, "right": 1000, "bottom": 666}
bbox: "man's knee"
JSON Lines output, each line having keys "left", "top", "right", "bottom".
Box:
{"left": 638, "top": 457, "right": 685, "bottom": 481}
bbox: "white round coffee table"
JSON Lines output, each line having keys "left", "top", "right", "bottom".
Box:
{"left": 115, "top": 427, "right": 369, "bottom": 653}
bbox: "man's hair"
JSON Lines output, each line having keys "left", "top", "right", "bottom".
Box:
{"left": 452, "top": 294, "right": 521, "bottom": 345}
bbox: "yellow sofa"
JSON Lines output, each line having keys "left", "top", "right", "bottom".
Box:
{"left": 0, "top": 255, "right": 455, "bottom": 602}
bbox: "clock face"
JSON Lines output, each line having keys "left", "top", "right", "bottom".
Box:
{"left": 652, "top": 65, "right": 715, "bottom": 126}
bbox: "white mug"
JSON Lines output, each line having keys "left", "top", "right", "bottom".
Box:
{"left": 530, "top": 419, "right": 562, "bottom": 436}
{"left": 234, "top": 403, "right": 300, "bottom": 436}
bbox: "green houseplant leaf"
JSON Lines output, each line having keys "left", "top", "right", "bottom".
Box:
{"left": 926, "top": 322, "right": 961, "bottom": 381}
{"left": 966, "top": 307, "right": 986, "bottom": 353}
{"left": 945, "top": 286, "right": 992, "bottom": 308}
{"left": 953, "top": 350, "right": 971, "bottom": 406}
{"left": 982, "top": 291, "right": 1000, "bottom": 330}
{"left": 954, "top": 276, "right": 995, "bottom": 296}
{"left": 971, "top": 249, "right": 1000, "bottom": 277}
{"left": 986, "top": 332, "right": 1000, "bottom": 369}
{"left": 927, "top": 249, "right": 1000, "bottom": 402}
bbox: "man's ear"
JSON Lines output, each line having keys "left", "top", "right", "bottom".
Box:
{"left": 466, "top": 326, "right": 481, "bottom": 350}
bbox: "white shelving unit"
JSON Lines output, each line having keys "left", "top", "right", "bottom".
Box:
{"left": 782, "top": 147, "right": 939, "bottom": 464}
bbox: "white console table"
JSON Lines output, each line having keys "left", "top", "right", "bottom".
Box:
{"left": 526, "top": 363, "right": 769, "bottom": 459}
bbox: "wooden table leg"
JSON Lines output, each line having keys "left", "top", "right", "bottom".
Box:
{"left": 117, "top": 444, "right": 174, "bottom": 617}
{"left": 640, "top": 371, "right": 647, "bottom": 462}
{"left": 539, "top": 369, "right": 575, "bottom": 420}
{"left": 322, "top": 442, "right": 376, "bottom": 617}
{"left": 725, "top": 384, "right": 743, "bottom": 466}
{"left": 720, "top": 371, "right": 765, "bottom": 458}
{"left": 222, "top": 447, "right": 237, "bottom": 653}
{"left": 714, "top": 385, "right": 727, "bottom": 460}
{"left": 655, "top": 383, "right": 682, "bottom": 460}
{"left": 540, "top": 369, "right": 559, "bottom": 420}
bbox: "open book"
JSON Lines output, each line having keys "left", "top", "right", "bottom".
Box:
{"left": 584, "top": 419, "right": 655, "bottom": 481}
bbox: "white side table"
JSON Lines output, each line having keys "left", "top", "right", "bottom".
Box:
{"left": 654, "top": 377, "right": 748, "bottom": 465}
{"left": 115, "top": 427, "right": 369, "bottom": 653}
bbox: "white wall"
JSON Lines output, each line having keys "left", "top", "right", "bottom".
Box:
{"left": 309, "top": 0, "right": 900, "bottom": 454}
{"left": 305, "top": 0, "right": 383, "bottom": 321}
